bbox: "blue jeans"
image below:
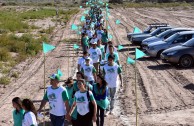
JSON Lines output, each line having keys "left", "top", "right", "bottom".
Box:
{"left": 50, "top": 114, "right": 65, "bottom": 126}
{"left": 108, "top": 87, "right": 116, "bottom": 111}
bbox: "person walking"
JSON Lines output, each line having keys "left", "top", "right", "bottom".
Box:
{"left": 93, "top": 74, "right": 109, "bottom": 126}
{"left": 77, "top": 51, "right": 93, "bottom": 72}
{"left": 81, "top": 57, "right": 97, "bottom": 85}
{"left": 22, "top": 99, "right": 38, "bottom": 126}
{"left": 103, "top": 55, "right": 123, "bottom": 114}
{"left": 38, "top": 73, "right": 70, "bottom": 126}
{"left": 105, "top": 45, "right": 120, "bottom": 65}
{"left": 88, "top": 41, "right": 102, "bottom": 74}
{"left": 67, "top": 79, "right": 97, "bottom": 126}
{"left": 12, "top": 97, "right": 25, "bottom": 126}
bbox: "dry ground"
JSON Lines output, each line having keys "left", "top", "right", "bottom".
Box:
{"left": 1, "top": 7, "right": 194, "bottom": 126}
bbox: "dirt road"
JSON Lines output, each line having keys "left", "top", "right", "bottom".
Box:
{"left": 1, "top": 7, "right": 194, "bottom": 126}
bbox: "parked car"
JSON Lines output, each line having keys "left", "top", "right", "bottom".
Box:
{"left": 145, "top": 31, "right": 194, "bottom": 57}
{"left": 161, "top": 38, "right": 194, "bottom": 68}
{"left": 141, "top": 28, "right": 193, "bottom": 49}
{"left": 131, "top": 27, "right": 172, "bottom": 45}
{"left": 127, "top": 23, "right": 170, "bottom": 41}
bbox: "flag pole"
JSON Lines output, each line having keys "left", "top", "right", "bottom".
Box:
{"left": 135, "top": 52, "right": 138, "bottom": 126}
{"left": 43, "top": 54, "right": 46, "bottom": 126}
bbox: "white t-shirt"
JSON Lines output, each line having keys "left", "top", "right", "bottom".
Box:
{"left": 22, "top": 112, "right": 37, "bottom": 126}
{"left": 90, "top": 38, "right": 98, "bottom": 44}
{"left": 103, "top": 63, "right": 120, "bottom": 88}
{"left": 86, "top": 30, "right": 94, "bottom": 38}
{"left": 78, "top": 57, "right": 93, "bottom": 70}
{"left": 88, "top": 47, "right": 102, "bottom": 63}
{"left": 81, "top": 64, "right": 96, "bottom": 81}
{"left": 75, "top": 91, "right": 93, "bottom": 115}
{"left": 47, "top": 86, "right": 67, "bottom": 116}
{"left": 106, "top": 46, "right": 117, "bottom": 54}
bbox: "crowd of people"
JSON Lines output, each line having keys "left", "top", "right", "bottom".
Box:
{"left": 12, "top": 4, "right": 123, "bottom": 126}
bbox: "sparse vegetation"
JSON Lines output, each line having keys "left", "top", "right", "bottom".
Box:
{"left": 0, "top": 76, "right": 10, "bottom": 85}
{"left": 0, "top": 7, "right": 79, "bottom": 85}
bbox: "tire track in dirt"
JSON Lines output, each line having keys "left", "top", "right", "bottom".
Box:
{"left": 107, "top": 7, "right": 194, "bottom": 125}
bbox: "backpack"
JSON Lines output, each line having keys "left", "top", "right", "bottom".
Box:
{"left": 86, "top": 91, "right": 94, "bottom": 119}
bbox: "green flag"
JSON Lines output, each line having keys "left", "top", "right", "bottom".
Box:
{"left": 127, "top": 57, "right": 135, "bottom": 64}
{"left": 80, "top": 16, "right": 85, "bottom": 22}
{"left": 71, "top": 24, "right": 78, "bottom": 30}
{"left": 108, "top": 34, "right": 113, "bottom": 39}
{"left": 118, "top": 45, "right": 124, "bottom": 50}
{"left": 57, "top": 69, "right": 63, "bottom": 77}
{"left": 133, "top": 27, "right": 142, "bottom": 33}
{"left": 42, "top": 42, "right": 55, "bottom": 54}
{"left": 73, "top": 44, "right": 79, "bottom": 49}
{"left": 80, "top": 6, "right": 82, "bottom": 8}
{"left": 116, "top": 20, "right": 121, "bottom": 25}
{"left": 135, "top": 48, "right": 146, "bottom": 59}
{"left": 84, "top": 10, "right": 89, "bottom": 14}
{"left": 108, "top": 26, "right": 111, "bottom": 30}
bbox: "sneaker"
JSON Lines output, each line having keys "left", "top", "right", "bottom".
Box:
{"left": 104, "top": 110, "right": 109, "bottom": 117}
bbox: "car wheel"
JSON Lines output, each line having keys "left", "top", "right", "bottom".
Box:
{"left": 179, "top": 55, "right": 193, "bottom": 68}
{"left": 157, "top": 50, "right": 164, "bottom": 58}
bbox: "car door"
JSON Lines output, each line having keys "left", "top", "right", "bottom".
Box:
{"left": 170, "top": 34, "right": 193, "bottom": 47}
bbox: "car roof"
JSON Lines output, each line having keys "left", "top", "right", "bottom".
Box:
{"left": 177, "top": 31, "right": 194, "bottom": 35}
{"left": 170, "top": 28, "right": 194, "bottom": 31}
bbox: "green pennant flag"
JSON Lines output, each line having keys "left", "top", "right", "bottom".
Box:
{"left": 108, "top": 26, "right": 111, "bottom": 30}
{"left": 127, "top": 57, "right": 135, "bottom": 64}
{"left": 116, "top": 19, "right": 121, "bottom": 25}
{"left": 77, "top": 31, "right": 81, "bottom": 35}
{"left": 57, "top": 69, "right": 63, "bottom": 77}
{"left": 135, "top": 48, "right": 146, "bottom": 59}
{"left": 73, "top": 44, "right": 79, "bottom": 49}
{"left": 42, "top": 42, "right": 55, "bottom": 54}
{"left": 71, "top": 24, "right": 78, "bottom": 30}
{"left": 80, "top": 6, "right": 82, "bottom": 8}
{"left": 118, "top": 45, "right": 124, "bottom": 50}
{"left": 108, "top": 34, "right": 113, "bottom": 39}
{"left": 80, "top": 16, "right": 85, "bottom": 22}
{"left": 133, "top": 27, "right": 142, "bottom": 33}
{"left": 86, "top": 2, "right": 89, "bottom": 6}
{"left": 84, "top": 10, "right": 89, "bottom": 14}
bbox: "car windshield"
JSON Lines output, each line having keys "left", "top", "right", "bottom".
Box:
{"left": 156, "top": 29, "right": 171, "bottom": 38}
{"left": 164, "top": 33, "right": 178, "bottom": 42}
{"left": 182, "top": 38, "right": 194, "bottom": 47}
{"left": 150, "top": 29, "right": 161, "bottom": 36}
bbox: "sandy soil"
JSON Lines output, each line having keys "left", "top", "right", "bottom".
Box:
{"left": 1, "top": 7, "right": 194, "bottom": 126}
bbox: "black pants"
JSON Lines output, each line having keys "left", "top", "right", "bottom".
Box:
{"left": 76, "top": 112, "right": 93, "bottom": 126}
{"left": 96, "top": 105, "right": 105, "bottom": 126}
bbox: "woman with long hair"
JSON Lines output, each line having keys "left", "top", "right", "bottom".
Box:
{"left": 12, "top": 97, "right": 25, "bottom": 126}
{"left": 22, "top": 99, "right": 38, "bottom": 126}
{"left": 67, "top": 79, "right": 97, "bottom": 126}
{"left": 93, "top": 74, "right": 109, "bottom": 126}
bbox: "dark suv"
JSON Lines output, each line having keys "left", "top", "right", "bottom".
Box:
{"left": 127, "top": 23, "right": 170, "bottom": 41}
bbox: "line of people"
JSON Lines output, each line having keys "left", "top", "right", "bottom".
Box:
{"left": 12, "top": 4, "right": 123, "bottom": 126}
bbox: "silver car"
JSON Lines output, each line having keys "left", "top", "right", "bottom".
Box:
{"left": 161, "top": 38, "right": 194, "bottom": 68}
{"left": 141, "top": 28, "right": 193, "bottom": 49}
{"left": 145, "top": 31, "right": 194, "bottom": 57}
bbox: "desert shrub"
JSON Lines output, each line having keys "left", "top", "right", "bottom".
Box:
{"left": 0, "top": 76, "right": 10, "bottom": 85}
{"left": 0, "top": 48, "right": 11, "bottom": 62}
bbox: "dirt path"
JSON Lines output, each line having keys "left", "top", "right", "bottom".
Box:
{"left": 2, "top": 7, "right": 194, "bottom": 126}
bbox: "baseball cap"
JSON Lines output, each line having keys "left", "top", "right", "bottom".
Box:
{"left": 85, "top": 56, "right": 90, "bottom": 60}
{"left": 49, "top": 74, "right": 60, "bottom": 81}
